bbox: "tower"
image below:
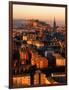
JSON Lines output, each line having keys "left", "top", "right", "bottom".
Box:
{"left": 53, "top": 17, "right": 56, "bottom": 32}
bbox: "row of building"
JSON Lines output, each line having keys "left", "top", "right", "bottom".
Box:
{"left": 13, "top": 71, "right": 57, "bottom": 87}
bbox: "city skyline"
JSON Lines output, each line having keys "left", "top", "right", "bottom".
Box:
{"left": 13, "top": 4, "right": 65, "bottom": 26}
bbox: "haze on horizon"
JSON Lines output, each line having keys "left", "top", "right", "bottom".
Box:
{"left": 13, "top": 4, "right": 65, "bottom": 26}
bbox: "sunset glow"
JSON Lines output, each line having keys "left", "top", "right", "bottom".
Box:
{"left": 13, "top": 4, "right": 65, "bottom": 25}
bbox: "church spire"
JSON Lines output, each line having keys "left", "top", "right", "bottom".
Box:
{"left": 53, "top": 17, "right": 56, "bottom": 31}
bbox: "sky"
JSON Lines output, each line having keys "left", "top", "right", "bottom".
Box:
{"left": 13, "top": 4, "right": 65, "bottom": 26}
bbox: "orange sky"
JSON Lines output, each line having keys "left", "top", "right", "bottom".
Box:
{"left": 13, "top": 4, "right": 65, "bottom": 25}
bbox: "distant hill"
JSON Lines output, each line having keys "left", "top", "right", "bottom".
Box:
{"left": 13, "top": 19, "right": 30, "bottom": 29}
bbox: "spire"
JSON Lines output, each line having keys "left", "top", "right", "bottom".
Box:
{"left": 53, "top": 16, "right": 56, "bottom": 31}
